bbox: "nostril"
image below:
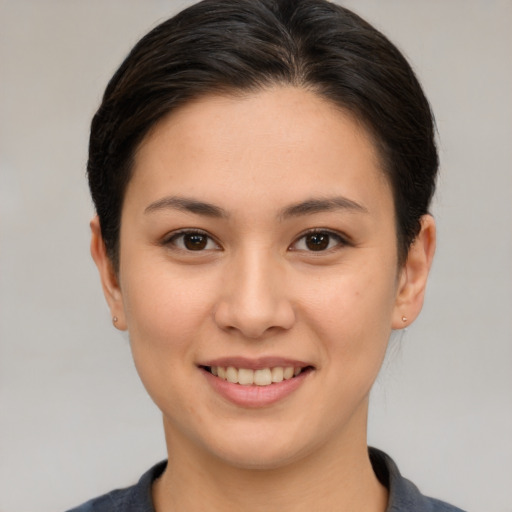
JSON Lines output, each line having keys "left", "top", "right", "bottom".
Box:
{"left": 213, "top": 301, "right": 296, "bottom": 339}
{"left": 212, "top": 270, "right": 296, "bottom": 338}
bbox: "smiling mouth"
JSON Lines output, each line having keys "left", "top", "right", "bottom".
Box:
{"left": 201, "top": 365, "right": 313, "bottom": 386}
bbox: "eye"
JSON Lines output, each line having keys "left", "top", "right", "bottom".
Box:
{"left": 165, "top": 230, "right": 220, "bottom": 251}
{"left": 291, "top": 230, "right": 345, "bottom": 252}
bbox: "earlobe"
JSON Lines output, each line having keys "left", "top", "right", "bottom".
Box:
{"left": 90, "top": 216, "right": 127, "bottom": 330}
{"left": 392, "top": 215, "right": 436, "bottom": 329}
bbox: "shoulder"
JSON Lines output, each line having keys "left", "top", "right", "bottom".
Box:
{"left": 66, "top": 453, "right": 466, "bottom": 512}
{"left": 65, "top": 461, "right": 166, "bottom": 512}
{"left": 369, "top": 448, "right": 466, "bottom": 512}
{"left": 65, "top": 488, "right": 132, "bottom": 512}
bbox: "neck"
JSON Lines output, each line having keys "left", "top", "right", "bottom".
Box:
{"left": 153, "top": 412, "right": 388, "bottom": 512}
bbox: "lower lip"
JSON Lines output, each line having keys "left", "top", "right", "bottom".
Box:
{"left": 202, "top": 369, "right": 310, "bottom": 408}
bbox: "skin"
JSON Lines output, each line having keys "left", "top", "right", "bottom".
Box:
{"left": 91, "top": 87, "right": 435, "bottom": 512}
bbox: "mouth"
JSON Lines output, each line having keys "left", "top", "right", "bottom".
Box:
{"left": 200, "top": 364, "right": 314, "bottom": 387}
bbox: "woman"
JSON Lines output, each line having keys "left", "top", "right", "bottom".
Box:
{"left": 69, "top": 0, "right": 465, "bottom": 510}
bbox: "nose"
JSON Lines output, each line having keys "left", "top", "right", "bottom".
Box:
{"left": 213, "top": 249, "right": 296, "bottom": 339}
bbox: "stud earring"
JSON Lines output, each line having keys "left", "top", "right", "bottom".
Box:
{"left": 112, "top": 316, "right": 118, "bottom": 326}
{"left": 401, "top": 315, "right": 407, "bottom": 323}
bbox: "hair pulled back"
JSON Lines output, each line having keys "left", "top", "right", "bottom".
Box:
{"left": 88, "top": 0, "right": 438, "bottom": 269}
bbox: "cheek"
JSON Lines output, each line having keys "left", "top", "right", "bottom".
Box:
{"left": 120, "top": 264, "right": 218, "bottom": 358}
{"left": 298, "top": 260, "right": 397, "bottom": 362}
{"left": 303, "top": 259, "right": 397, "bottom": 321}
{"left": 119, "top": 267, "right": 218, "bottom": 415}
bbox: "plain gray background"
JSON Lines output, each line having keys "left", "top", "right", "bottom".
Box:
{"left": 1, "top": 1, "right": 511, "bottom": 511}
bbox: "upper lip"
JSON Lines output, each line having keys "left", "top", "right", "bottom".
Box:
{"left": 198, "top": 356, "right": 312, "bottom": 370}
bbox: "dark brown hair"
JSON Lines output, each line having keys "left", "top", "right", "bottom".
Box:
{"left": 88, "top": 0, "right": 438, "bottom": 269}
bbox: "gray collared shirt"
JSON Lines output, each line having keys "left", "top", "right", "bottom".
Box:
{"left": 66, "top": 448, "right": 466, "bottom": 511}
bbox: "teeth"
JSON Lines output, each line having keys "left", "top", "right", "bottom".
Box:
{"left": 254, "top": 368, "right": 272, "bottom": 386}
{"left": 209, "top": 365, "right": 305, "bottom": 386}
{"left": 271, "top": 366, "right": 284, "bottom": 383}
{"left": 238, "top": 368, "right": 254, "bottom": 386}
{"left": 226, "top": 366, "right": 238, "bottom": 383}
{"left": 283, "top": 367, "right": 294, "bottom": 380}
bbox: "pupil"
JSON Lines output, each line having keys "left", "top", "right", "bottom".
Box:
{"left": 306, "top": 233, "right": 329, "bottom": 251}
{"left": 184, "top": 234, "right": 207, "bottom": 250}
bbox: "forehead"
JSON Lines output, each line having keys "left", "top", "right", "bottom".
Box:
{"left": 129, "top": 86, "right": 392, "bottom": 215}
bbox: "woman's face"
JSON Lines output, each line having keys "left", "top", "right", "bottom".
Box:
{"left": 94, "top": 87, "right": 431, "bottom": 469}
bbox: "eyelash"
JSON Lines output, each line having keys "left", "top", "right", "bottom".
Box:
{"left": 163, "top": 229, "right": 221, "bottom": 252}
{"left": 290, "top": 229, "right": 349, "bottom": 253}
{"left": 163, "top": 228, "right": 348, "bottom": 253}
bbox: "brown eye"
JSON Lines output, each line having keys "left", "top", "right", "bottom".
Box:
{"left": 291, "top": 230, "right": 345, "bottom": 252}
{"left": 305, "top": 233, "right": 330, "bottom": 251}
{"left": 183, "top": 233, "right": 208, "bottom": 250}
{"left": 167, "top": 230, "right": 220, "bottom": 251}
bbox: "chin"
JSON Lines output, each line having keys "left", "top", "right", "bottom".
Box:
{"left": 199, "top": 424, "right": 318, "bottom": 471}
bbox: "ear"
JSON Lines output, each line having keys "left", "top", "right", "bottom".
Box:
{"left": 392, "top": 215, "right": 436, "bottom": 329}
{"left": 90, "top": 216, "right": 127, "bottom": 330}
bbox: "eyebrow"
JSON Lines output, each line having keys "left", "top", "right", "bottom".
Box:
{"left": 279, "top": 197, "right": 368, "bottom": 219}
{"left": 144, "top": 195, "right": 367, "bottom": 220}
{"left": 144, "top": 196, "right": 228, "bottom": 218}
